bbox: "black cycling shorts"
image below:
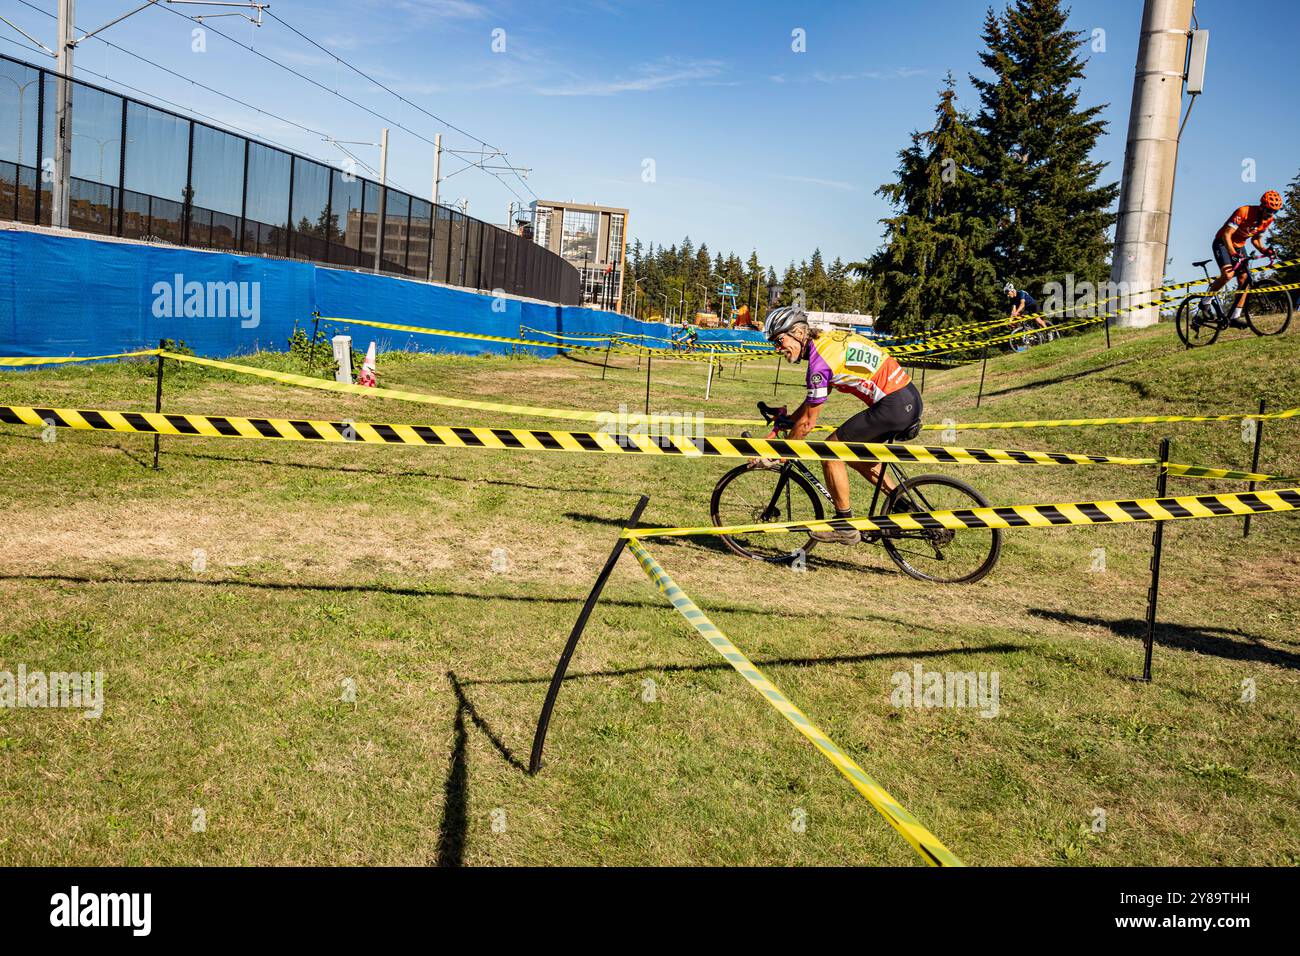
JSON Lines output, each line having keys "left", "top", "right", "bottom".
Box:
{"left": 1213, "top": 238, "right": 1238, "bottom": 272}
{"left": 833, "top": 382, "right": 923, "bottom": 443}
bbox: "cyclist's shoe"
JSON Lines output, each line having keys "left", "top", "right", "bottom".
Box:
{"left": 809, "top": 527, "right": 861, "bottom": 545}
{"left": 1229, "top": 314, "right": 1249, "bottom": 329}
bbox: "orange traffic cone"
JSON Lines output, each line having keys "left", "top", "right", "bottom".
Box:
{"left": 357, "top": 341, "right": 377, "bottom": 387}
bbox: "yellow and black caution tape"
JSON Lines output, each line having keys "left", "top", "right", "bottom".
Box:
{"left": 0, "top": 349, "right": 162, "bottom": 366}
{"left": 155, "top": 351, "right": 775, "bottom": 428}
{"left": 627, "top": 487, "right": 1300, "bottom": 540}
{"left": 900, "top": 257, "right": 1300, "bottom": 345}
{"left": 6, "top": 350, "right": 1293, "bottom": 437}
{"left": 2, "top": 404, "right": 1287, "bottom": 481}
{"left": 323, "top": 315, "right": 771, "bottom": 363}
{"left": 625, "top": 535, "right": 963, "bottom": 867}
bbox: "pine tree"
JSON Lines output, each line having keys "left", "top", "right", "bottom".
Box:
{"left": 1270, "top": 169, "right": 1300, "bottom": 287}
{"left": 970, "top": 0, "right": 1117, "bottom": 294}
{"left": 869, "top": 74, "right": 996, "bottom": 335}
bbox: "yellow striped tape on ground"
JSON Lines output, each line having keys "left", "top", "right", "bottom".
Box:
{"left": 627, "top": 487, "right": 1300, "bottom": 540}
{"left": 922, "top": 408, "right": 1300, "bottom": 430}
{"left": 624, "top": 536, "right": 963, "bottom": 867}
{"left": 0, "top": 349, "right": 162, "bottom": 366}
{"left": 1, "top": 404, "right": 1285, "bottom": 481}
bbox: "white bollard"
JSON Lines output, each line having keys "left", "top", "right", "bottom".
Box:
{"left": 332, "top": 334, "right": 353, "bottom": 383}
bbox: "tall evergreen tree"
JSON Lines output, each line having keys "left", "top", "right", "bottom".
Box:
{"left": 869, "top": 74, "right": 996, "bottom": 335}
{"left": 1270, "top": 168, "right": 1300, "bottom": 288}
{"left": 970, "top": 0, "right": 1117, "bottom": 292}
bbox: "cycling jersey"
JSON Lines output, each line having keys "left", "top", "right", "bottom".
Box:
{"left": 805, "top": 330, "right": 910, "bottom": 408}
{"left": 1222, "top": 205, "right": 1274, "bottom": 246}
{"left": 1008, "top": 290, "right": 1037, "bottom": 314}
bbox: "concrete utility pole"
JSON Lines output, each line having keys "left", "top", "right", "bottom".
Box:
{"left": 1110, "top": 0, "right": 1197, "bottom": 327}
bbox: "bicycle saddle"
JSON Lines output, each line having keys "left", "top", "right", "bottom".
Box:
{"left": 1192, "top": 258, "right": 1212, "bottom": 268}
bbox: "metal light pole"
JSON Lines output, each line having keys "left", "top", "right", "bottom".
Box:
{"left": 374, "top": 127, "right": 388, "bottom": 272}
{"left": 632, "top": 275, "right": 646, "bottom": 319}
{"left": 45, "top": 1, "right": 268, "bottom": 229}
{"left": 431, "top": 132, "right": 442, "bottom": 208}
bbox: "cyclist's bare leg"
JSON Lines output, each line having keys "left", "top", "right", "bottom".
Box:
{"left": 1208, "top": 259, "right": 1235, "bottom": 294}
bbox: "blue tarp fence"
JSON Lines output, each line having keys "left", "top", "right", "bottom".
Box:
{"left": 0, "top": 228, "right": 768, "bottom": 362}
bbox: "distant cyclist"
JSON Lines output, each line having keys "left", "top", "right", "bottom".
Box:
{"left": 1005, "top": 282, "right": 1047, "bottom": 330}
{"left": 1201, "top": 190, "right": 1283, "bottom": 328}
{"left": 761, "top": 305, "right": 921, "bottom": 546}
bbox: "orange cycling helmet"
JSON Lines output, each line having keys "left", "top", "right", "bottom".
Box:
{"left": 1261, "top": 190, "right": 1283, "bottom": 211}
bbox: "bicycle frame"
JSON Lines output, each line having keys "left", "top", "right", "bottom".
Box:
{"left": 759, "top": 455, "right": 911, "bottom": 535}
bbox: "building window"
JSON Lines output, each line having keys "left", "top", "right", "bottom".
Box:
{"left": 606, "top": 212, "right": 624, "bottom": 265}
{"left": 534, "top": 206, "right": 551, "bottom": 249}
{"left": 560, "top": 209, "right": 598, "bottom": 265}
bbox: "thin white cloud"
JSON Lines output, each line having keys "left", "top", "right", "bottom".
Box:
{"left": 388, "top": 0, "right": 491, "bottom": 20}
{"left": 533, "top": 59, "right": 727, "bottom": 96}
{"left": 764, "top": 173, "right": 859, "bottom": 191}
{"left": 776, "top": 67, "right": 928, "bottom": 84}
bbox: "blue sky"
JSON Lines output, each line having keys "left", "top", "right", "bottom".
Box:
{"left": 3, "top": 0, "right": 1298, "bottom": 274}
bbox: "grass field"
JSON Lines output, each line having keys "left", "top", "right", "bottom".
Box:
{"left": 1, "top": 322, "right": 1298, "bottom": 866}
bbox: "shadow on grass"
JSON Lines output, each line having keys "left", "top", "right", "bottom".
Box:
{"left": 436, "top": 671, "right": 530, "bottom": 867}
{"left": 1028, "top": 608, "right": 1299, "bottom": 670}
{"left": 0, "top": 573, "right": 907, "bottom": 625}
{"left": 984, "top": 355, "right": 1144, "bottom": 400}
{"left": 462, "top": 642, "right": 1026, "bottom": 688}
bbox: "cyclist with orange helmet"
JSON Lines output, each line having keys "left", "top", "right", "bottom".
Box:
{"left": 1201, "top": 190, "right": 1283, "bottom": 328}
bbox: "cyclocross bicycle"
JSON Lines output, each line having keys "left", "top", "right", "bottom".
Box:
{"left": 1175, "top": 252, "right": 1293, "bottom": 348}
{"left": 1010, "top": 319, "right": 1058, "bottom": 353}
{"left": 709, "top": 402, "right": 1003, "bottom": 583}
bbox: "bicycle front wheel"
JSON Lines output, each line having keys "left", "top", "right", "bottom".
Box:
{"left": 710, "top": 464, "right": 823, "bottom": 562}
{"left": 881, "top": 475, "right": 1002, "bottom": 584}
{"left": 1175, "top": 295, "right": 1220, "bottom": 348}
{"left": 1246, "top": 281, "right": 1294, "bottom": 336}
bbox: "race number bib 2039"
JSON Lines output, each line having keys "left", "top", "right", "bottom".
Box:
{"left": 844, "top": 343, "right": 883, "bottom": 373}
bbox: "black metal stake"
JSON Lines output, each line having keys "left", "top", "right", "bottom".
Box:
{"left": 920, "top": 365, "right": 926, "bottom": 394}
{"left": 307, "top": 311, "right": 322, "bottom": 376}
{"left": 152, "top": 339, "right": 165, "bottom": 470}
{"left": 529, "top": 494, "right": 650, "bottom": 775}
{"left": 772, "top": 354, "right": 782, "bottom": 396}
{"left": 975, "top": 345, "right": 989, "bottom": 408}
{"left": 600, "top": 340, "right": 612, "bottom": 381}
{"left": 1139, "top": 437, "right": 1171, "bottom": 683}
{"left": 644, "top": 352, "right": 652, "bottom": 416}
{"left": 1104, "top": 314, "right": 1111, "bottom": 350}
{"left": 1243, "top": 398, "right": 1266, "bottom": 538}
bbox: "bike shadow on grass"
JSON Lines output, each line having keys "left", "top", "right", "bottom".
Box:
{"left": 1027, "top": 608, "right": 1300, "bottom": 670}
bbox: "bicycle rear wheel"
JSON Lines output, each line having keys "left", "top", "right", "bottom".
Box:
{"left": 710, "top": 464, "right": 823, "bottom": 562}
{"left": 1175, "top": 295, "right": 1221, "bottom": 348}
{"left": 880, "top": 475, "right": 1002, "bottom": 583}
{"left": 1246, "top": 281, "right": 1293, "bottom": 336}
